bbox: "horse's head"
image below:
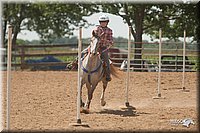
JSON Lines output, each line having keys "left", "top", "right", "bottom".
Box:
{"left": 89, "top": 33, "right": 100, "bottom": 56}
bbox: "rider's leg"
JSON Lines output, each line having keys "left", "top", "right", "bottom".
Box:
{"left": 100, "top": 47, "right": 111, "bottom": 81}
{"left": 66, "top": 46, "right": 89, "bottom": 70}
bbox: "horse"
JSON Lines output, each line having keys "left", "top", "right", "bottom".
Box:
{"left": 79, "top": 34, "right": 119, "bottom": 114}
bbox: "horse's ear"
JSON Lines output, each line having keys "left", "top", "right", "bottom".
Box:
{"left": 92, "top": 31, "right": 96, "bottom": 36}
{"left": 92, "top": 31, "right": 99, "bottom": 38}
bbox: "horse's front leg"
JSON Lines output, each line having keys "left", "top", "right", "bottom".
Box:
{"left": 80, "top": 83, "right": 84, "bottom": 108}
{"left": 100, "top": 81, "right": 107, "bottom": 106}
{"left": 83, "top": 84, "right": 96, "bottom": 114}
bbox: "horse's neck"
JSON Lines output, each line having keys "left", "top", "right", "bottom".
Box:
{"left": 84, "top": 55, "right": 101, "bottom": 70}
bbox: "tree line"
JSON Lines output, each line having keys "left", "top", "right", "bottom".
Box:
{"left": 15, "top": 36, "right": 129, "bottom": 49}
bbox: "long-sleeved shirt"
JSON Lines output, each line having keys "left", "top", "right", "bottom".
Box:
{"left": 92, "top": 26, "right": 114, "bottom": 47}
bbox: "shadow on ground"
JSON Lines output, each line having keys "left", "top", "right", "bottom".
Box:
{"left": 95, "top": 106, "right": 140, "bottom": 117}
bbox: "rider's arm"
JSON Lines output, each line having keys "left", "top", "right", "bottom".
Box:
{"left": 106, "top": 29, "right": 114, "bottom": 47}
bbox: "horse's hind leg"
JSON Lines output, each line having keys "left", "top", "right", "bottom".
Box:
{"left": 100, "top": 81, "right": 107, "bottom": 106}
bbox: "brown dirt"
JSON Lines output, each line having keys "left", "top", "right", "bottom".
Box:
{"left": 1, "top": 71, "right": 198, "bottom": 132}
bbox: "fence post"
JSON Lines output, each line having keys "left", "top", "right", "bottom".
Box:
{"left": 175, "top": 43, "right": 178, "bottom": 71}
{"left": 21, "top": 46, "right": 25, "bottom": 70}
{"left": 141, "top": 42, "right": 144, "bottom": 71}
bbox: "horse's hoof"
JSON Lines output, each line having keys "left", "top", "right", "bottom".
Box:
{"left": 81, "top": 102, "right": 85, "bottom": 107}
{"left": 80, "top": 108, "right": 84, "bottom": 113}
{"left": 80, "top": 108, "right": 90, "bottom": 114}
{"left": 101, "top": 101, "right": 106, "bottom": 106}
{"left": 84, "top": 109, "right": 89, "bottom": 114}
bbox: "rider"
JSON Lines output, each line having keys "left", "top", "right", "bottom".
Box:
{"left": 67, "top": 14, "right": 113, "bottom": 81}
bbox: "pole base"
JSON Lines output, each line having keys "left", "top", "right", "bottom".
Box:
{"left": 120, "top": 102, "right": 136, "bottom": 110}
{"left": 125, "top": 102, "right": 129, "bottom": 107}
{"left": 69, "top": 119, "right": 90, "bottom": 127}
{"left": 181, "top": 87, "right": 190, "bottom": 92}
{"left": 152, "top": 93, "right": 165, "bottom": 99}
{"left": 69, "top": 122, "right": 90, "bottom": 127}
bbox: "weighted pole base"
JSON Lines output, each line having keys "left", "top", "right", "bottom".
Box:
{"left": 69, "top": 119, "right": 90, "bottom": 127}
{"left": 181, "top": 87, "right": 190, "bottom": 92}
{"left": 125, "top": 102, "right": 129, "bottom": 107}
{"left": 152, "top": 93, "right": 165, "bottom": 99}
{"left": 120, "top": 102, "right": 136, "bottom": 110}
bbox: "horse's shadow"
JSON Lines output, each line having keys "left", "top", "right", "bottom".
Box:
{"left": 95, "top": 106, "right": 139, "bottom": 117}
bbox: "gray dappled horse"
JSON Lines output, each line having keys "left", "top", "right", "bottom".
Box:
{"left": 80, "top": 34, "right": 118, "bottom": 114}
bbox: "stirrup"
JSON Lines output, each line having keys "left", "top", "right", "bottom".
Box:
{"left": 66, "top": 59, "right": 78, "bottom": 70}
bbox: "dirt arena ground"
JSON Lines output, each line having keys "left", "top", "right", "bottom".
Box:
{"left": 1, "top": 71, "right": 198, "bottom": 132}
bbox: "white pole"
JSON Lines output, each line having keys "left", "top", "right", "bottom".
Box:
{"left": 76, "top": 27, "right": 82, "bottom": 124}
{"left": 182, "top": 30, "right": 186, "bottom": 90}
{"left": 7, "top": 25, "right": 13, "bottom": 130}
{"left": 69, "top": 27, "right": 88, "bottom": 127}
{"left": 157, "top": 28, "right": 162, "bottom": 97}
{"left": 125, "top": 26, "right": 131, "bottom": 106}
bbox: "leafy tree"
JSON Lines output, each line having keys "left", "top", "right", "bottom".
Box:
{"left": 3, "top": 3, "right": 27, "bottom": 47}
{"left": 2, "top": 3, "right": 98, "bottom": 47}
{"left": 16, "top": 39, "right": 30, "bottom": 45}
{"left": 101, "top": 4, "right": 197, "bottom": 69}
{"left": 30, "top": 40, "right": 41, "bottom": 45}
{"left": 51, "top": 36, "right": 78, "bottom": 44}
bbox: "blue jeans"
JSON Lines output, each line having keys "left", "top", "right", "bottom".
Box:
{"left": 100, "top": 47, "right": 110, "bottom": 78}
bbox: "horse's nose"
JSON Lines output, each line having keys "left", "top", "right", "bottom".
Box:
{"left": 90, "top": 52, "right": 96, "bottom": 57}
{"left": 91, "top": 51, "right": 96, "bottom": 55}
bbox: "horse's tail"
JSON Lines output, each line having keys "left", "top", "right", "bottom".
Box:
{"left": 110, "top": 63, "right": 122, "bottom": 79}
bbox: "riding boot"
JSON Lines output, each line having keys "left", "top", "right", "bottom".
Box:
{"left": 66, "top": 51, "right": 88, "bottom": 70}
{"left": 66, "top": 58, "right": 78, "bottom": 70}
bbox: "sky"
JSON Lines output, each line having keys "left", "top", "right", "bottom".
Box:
{"left": 17, "top": 12, "right": 152, "bottom": 41}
